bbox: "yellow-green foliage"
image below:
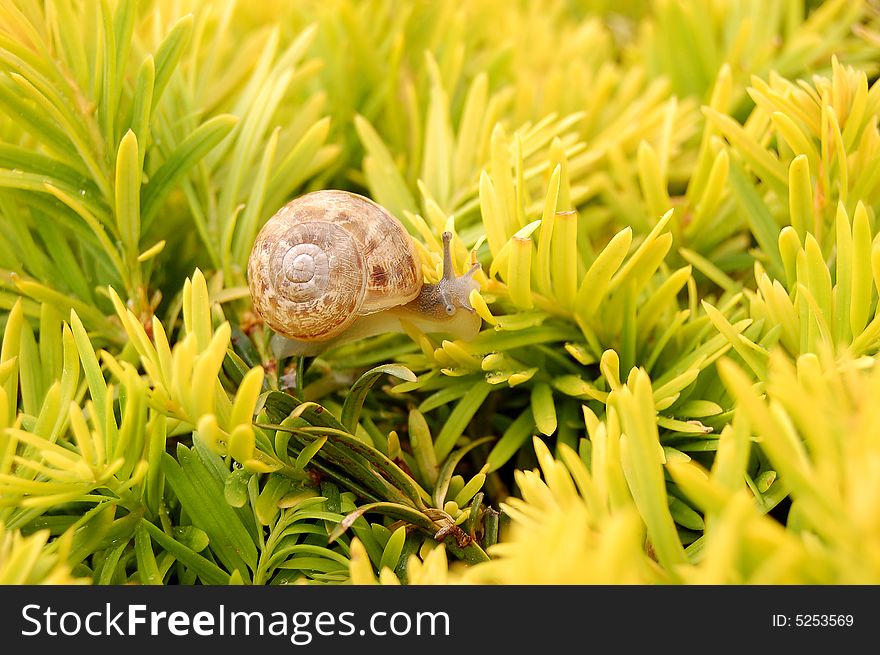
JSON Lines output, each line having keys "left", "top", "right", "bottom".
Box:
{"left": 2, "top": 0, "right": 880, "bottom": 585}
{"left": 0, "top": 524, "right": 86, "bottom": 584}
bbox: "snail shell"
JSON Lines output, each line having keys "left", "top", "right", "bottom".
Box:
{"left": 247, "top": 190, "right": 423, "bottom": 343}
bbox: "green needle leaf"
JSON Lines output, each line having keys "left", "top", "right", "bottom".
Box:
{"left": 340, "top": 364, "right": 416, "bottom": 433}
{"left": 433, "top": 380, "right": 492, "bottom": 462}
{"left": 162, "top": 447, "right": 257, "bottom": 579}
{"left": 114, "top": 129, "right": 141, "bottom": 257}
{"left": 141, "top": 114, "right": 239, "bottom": 228}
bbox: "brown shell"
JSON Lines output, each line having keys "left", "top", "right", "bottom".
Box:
{"left": 247, "top": 190, "right": 422, "bottom": 342}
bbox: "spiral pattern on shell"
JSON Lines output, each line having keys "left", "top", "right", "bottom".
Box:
{"left": 248, "top": 219, "right": 364, "bottom": 341}
{"left": 247, "top": 190, "right": 423, "bottom": 342}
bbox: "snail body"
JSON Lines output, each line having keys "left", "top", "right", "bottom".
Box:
{"left": 247, "top": 190, "right": 481, "bottom": 357}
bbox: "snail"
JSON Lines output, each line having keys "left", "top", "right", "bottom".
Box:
{"left": 247, "top": 189, "right": 482, "bottom": 357}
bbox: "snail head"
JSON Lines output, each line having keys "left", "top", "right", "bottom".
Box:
{"left": 436, "top": 231, "right": 481, "bottom": 316}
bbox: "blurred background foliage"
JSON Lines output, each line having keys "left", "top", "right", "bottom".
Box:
{"left": 2, "top": 0, "right": 880, "bottom": 584}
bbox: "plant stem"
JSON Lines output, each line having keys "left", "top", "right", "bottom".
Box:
{"left": 296, "top": 355, "right": 305, "bottom": 400}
